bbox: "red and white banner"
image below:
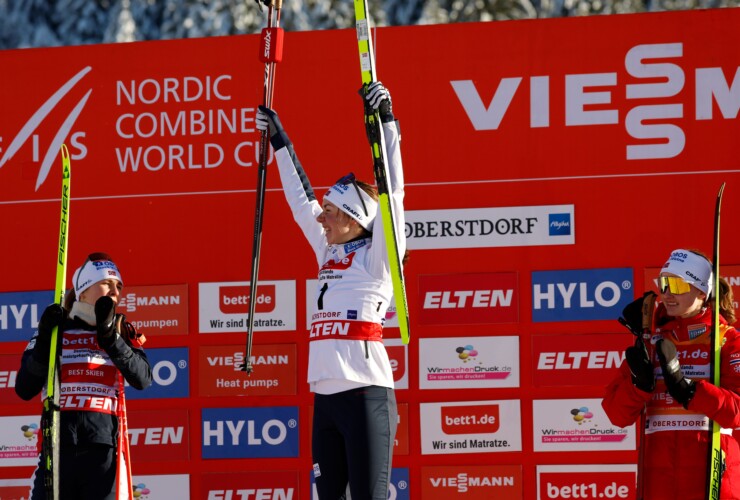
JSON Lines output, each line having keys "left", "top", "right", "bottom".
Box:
{"left": 0, "top": 8, "right": 738, "bottom": 499}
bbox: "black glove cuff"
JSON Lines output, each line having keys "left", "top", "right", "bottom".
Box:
{"left": 380, "top": 110, "right": 396, "bottom": 123}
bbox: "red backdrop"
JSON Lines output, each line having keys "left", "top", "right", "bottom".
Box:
{"left": 1, "top": 7, "right": 739, "bottom": 499}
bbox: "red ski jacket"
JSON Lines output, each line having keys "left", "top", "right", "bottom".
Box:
{"left": 602, "top": 304, "right": 740, "bottom": 499}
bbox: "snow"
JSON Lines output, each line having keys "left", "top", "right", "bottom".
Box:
{"left": 0, "top": 0, "right": 737, "bottom": 49}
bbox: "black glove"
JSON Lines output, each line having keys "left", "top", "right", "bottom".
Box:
{"left": 361, "top": 82, "right": 394, "bottom": 123}
{"left": 254, "top": 105, "right": 282, "bottom": 137}
{"left": 620, "top": 291, "right": 657, "bottom": 335}
{"left": 625, "top": 341, "right": 655, "bottom": 392}
{"left": 94, "top": 296, "right": 118, "bottom": 350}
{"left": 656, "top": 339, "right": 696, "bottom": 408}
{"left": 33, "top": 304, "right": 65, "bottom": 363}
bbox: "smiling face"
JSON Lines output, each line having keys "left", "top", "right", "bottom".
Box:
{"left": 79, "top": 278, "right": 123, "bottom": 306}
{"left": 316, "top": 200, "right": 364, "bottom": 245}
{"left": 659, "top": 272, "right": 707, "bottom": 319}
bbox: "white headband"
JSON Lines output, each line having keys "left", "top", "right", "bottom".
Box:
{"left": 660, "top": 248, "right": 713, "bottom": 296}
{"left": 323, "top": 173, "right": 378, "bottom": 230}
{"left": 72, "top": 256, "right": 123, "bottom": 299}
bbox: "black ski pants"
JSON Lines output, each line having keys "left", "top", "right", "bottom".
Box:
{"left": 312, "top": 385, "right": 398, "bottom": 500}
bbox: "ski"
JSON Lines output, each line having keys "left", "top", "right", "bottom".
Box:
{"left": 707, "top": 182, "right": 725, "bottom": 500}
{"left": 242, "top": 0, "right": 284, "bottom": 374}
{"left": 353, "top": 0, "right": 411, "bottom": 345}
{"left": 116, "top": 373, "right": 134, "bottom": 499}
{"left": 42, "top": 144, "right": 70, "bottom": 500}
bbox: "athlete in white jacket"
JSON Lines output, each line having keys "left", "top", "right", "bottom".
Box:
{"left": 256, "top": 82, "right": 403, "bottom": 500}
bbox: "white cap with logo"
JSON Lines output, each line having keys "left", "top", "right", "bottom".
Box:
{"left": 72, "top": 253, "right": 124, "bottom": 300}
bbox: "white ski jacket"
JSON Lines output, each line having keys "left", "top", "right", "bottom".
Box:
{"left": 271, "top": 118, "right": 405, "bottom": 395}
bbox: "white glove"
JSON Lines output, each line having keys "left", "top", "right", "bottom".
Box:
{"left": 365, "top": 81, "right": 391, "bottom": 112}
{"left": 256, "top": 108, "right": 270, "bottom": 133}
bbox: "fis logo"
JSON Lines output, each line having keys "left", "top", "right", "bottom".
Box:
{"left": 0, "top": 67, "right": 91, "bottom": 191}
{"left": 531, "top": 268, "right": 633, "bottom": 322}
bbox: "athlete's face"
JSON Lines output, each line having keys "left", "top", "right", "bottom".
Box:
{"left": 80, "top": 279, "right": 122, "bottom": 306}
{"left": 317, "top": 201, "right": 362, "bottom": 245}
{"left": 659, "top": 272, "right": 706, "bottom": 319}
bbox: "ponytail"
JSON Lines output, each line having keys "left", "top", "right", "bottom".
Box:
{"left": 714, "top": 277, "right": 736, "bottom": 325}
{"left": 683, "top": 249, "right": 735, "bottom": 324}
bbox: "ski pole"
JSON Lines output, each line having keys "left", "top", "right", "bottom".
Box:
{"left": 42, "top": 144, "right": 70, "bottom": 500}
{"left": 116, "top": 373, "right": 134, "bottom": 499}
{"left": 242, "top": 0, "right": 284, "bottom": 374}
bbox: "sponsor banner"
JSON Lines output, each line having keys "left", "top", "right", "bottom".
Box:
{"left": 533, "top": 398, "right": 635, "bottom": 451}
{"left": 118, "top": 283, "right": 188, "bottom": 335}
{"left": 199, "top": 281, "right": 296, "bottom": 333}
{"left": 126, "top": 347, "right": 189, "bottom": 400}
{"left": 0, "top": 479, "right": 31, "bottom": 500}
{"left": 537, "top": 464, "right": 636, "bottom": 500}
{"left": 396, "top": 403, "right": 409, "bottom": 456}
{"left": 202, "top": 470, "right": 298, "bottom": 500}
{"left": 421, "top": 464, "right": 523, "bottom": 499}
{"left": 128, "top": 409, "right": 189, "bottom": 462}
{"left": 419, "top": 336, "right": 520, "bottom": 389}
{"left": 532, "top": 333, "right": 628, "bottom": 386}
{"left": 386, "top": 338, "right": 408, "bottom": 390}
{"left": 201, "top": 406, "right": 299, "bottom": 459}
{"left": 0, "top": 415, "right": 40, "bottom": 467}
{"left": 198, "top": 343, "right": 297, "bottom": 396}
{"left": 418, "top": 272, "right": 518, "bottom": 325}
{"left": 420, "top": 400, "right": 522, "bottom": 455}
{"left": 311, "top": 468, "right": 409, "bottom": 500}
{"left": 0, "top": 355, "right": 25, "bottom": 406}
{"left": 130, "top": 474, "right": 190, "bottom": 499}
{"left": 405, "top": 205, "right": 574, "bottom": 250}
{"left": 0, "top": 11, "right": 738, "bottom": 204}
{"left": 0, "top": 290, "right": 51, "bottom": 343}
{"left": 306, "top": 278, "right": 399, "bottom": 328}
{"left": 532, "top": 268, "right": 633, "bottom": 322}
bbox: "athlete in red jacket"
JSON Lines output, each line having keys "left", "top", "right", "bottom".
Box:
{"left": 602, "top": 249, "right": 740, "bottom": 499}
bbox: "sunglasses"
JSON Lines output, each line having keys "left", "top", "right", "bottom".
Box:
{"left": 335, "top": 172, "right": 368, "bottom": 217}
{"left": 658, "top": 276, "right": 696, "bottom": 295}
